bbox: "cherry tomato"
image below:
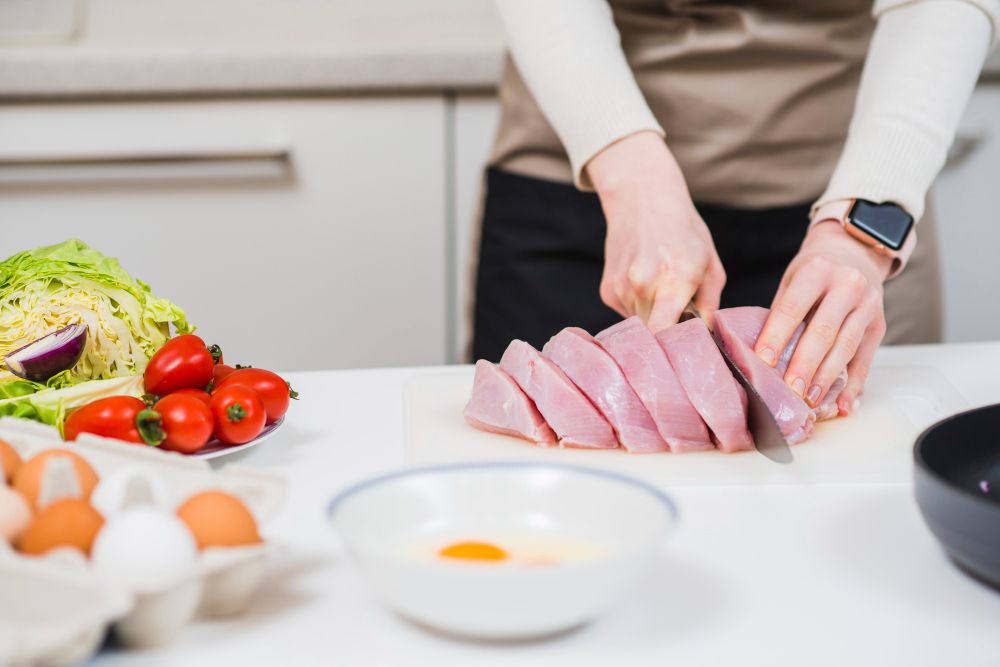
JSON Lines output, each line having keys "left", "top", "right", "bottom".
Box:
{"left": 64, "top": 397, "right": 164, "bottom": 446}
{"left": 172, "top": 388, "right": 212, "bottom": 406}
{"left": 210, "top": 386, "right": 265, "bottom": 445}
{"left": 144, "top": 334, "right": 214, "bottom": 396}
{"left": 214, "top": 368, "right": 296, "bottom": 424}
{"left": 155, "top": 394, "right": 214, "bottom": 454}
{"left": 212, "top": 363, "right": 236, "bottom": 385}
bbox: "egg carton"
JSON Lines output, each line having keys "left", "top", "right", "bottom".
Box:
{"left": 0, "top": 419, "right": 286, "bottom": 523}
{"left": 0, "top": 418, "right": 288, "bottom": 666}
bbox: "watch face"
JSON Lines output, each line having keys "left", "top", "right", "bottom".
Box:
{"left": 848, "top": 199, "right": 914, "bottom": 251}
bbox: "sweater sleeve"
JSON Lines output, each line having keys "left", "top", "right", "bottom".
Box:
{"left": 494, "top": 0, "right": 664, "bottom": 190}
{"left": 813, "top": 0, "right": 1000, "bottom": 221}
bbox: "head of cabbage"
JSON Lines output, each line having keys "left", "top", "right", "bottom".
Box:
{"left": 0, "top": 239, "right": 191, "bottom": 383}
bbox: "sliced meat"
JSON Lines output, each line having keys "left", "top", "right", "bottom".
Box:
{"left": 595, "top": 317, "right": 712, "bottom": 452}
{"left": 724, "top": 306, "right": 846, "bottom": 423}
{"left": 655, "top": 319, "right": 754, "bottom": 453}
{"left": 464, "top": 360, "right": 557, "bottom": 445}
{"left": 814, "top": 373, "right": 846, "bottom": 420}
{"left": 499, "top": 340, "right": 618, "bottom": 449}
{"left": 714, "top": 308, "right": 814, "bottom": 444}
{"left": 543, "top": 327, "right": 669, "bottom": 453}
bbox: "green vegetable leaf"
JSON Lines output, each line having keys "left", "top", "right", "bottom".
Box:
{"left": 0, "top": 239, "right": 192, "bottom": 384}
{"left": 0, "top": 374, "right": 145, "bottom": 433}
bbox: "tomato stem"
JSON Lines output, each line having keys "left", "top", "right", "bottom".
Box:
{"left": 226, "top": 403, "right": 247, "bottom": 423}
{"left": 136, "top": 408, "right": 165, "bottom": 446}
{"left": 208, "top": 344, "right": 224, "bottom": 365}
{"left": 288, "top": 382, "right": 300, "bottom": 400}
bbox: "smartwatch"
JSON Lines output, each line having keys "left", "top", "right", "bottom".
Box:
{"left": 811, "top": 198, "right": 917, "bottom": 278}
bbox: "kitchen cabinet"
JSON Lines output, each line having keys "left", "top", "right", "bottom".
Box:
{"left": 0, "top": 98, "right": 448, "bottom": 371}
{"left": 449, "top": 94, "right": 501, "bottom": 362}
{"left": 933, "top": 84, "right": 1000, "bottom": 343}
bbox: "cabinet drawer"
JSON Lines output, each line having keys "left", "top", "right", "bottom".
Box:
{"left": 0, "top": 98, "right": 448, "bottom": 370}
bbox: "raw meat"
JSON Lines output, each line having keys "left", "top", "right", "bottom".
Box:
{"left": 464, "top": 360, "right": 557, "bottom": 445}
{"left": 713, "top": 308, "right": 814, "bottom": 444}
{"left": 725, "top": 306, "right": 846, "bottom": 422}
{"left": 498, "top": 340, "right": 618, "bottom": 449}
{"left": 595, "top": 317, "right": 713, "bottom": 452}
{"left": 655, "top": 319, "right": 754, "bottom": 453}
{"left": 543, "top": 327, "right": 670, "bottom": 453}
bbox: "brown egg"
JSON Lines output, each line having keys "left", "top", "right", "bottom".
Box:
{"left": 18, "top": 498, "right": 104, "bottom": 556}
{"left": 13, "top": 449, "right": 99, "bottom": 509}
{"left": 0, "top": 439, "right": 21, "bottom": 484}
{"left": 176, "top": 490, "right": 261, "bottom": 549}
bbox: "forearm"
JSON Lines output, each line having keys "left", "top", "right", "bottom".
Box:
{"left": 494, "top": 0, "right": 663, "bottom": 189}
{"left": 815, "top": 0, "right": 1000, "bottom": 221}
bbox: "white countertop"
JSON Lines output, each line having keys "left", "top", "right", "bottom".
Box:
{"left": 2, "top": 0, "right": 998, "bottom": 99}
{"left": 86, "top": 341, "right": 1000, "bottom": 666}
{"left": 0, "top": 0, "right": 504, "bottom": 98}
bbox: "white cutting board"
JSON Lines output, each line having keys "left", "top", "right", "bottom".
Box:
{"left": 403, "top": 364, "right": 968, "bottom": 486}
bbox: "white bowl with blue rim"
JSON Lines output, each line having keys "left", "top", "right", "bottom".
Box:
{"left": 327, "top": 462, "right": 678, "bottom": 640}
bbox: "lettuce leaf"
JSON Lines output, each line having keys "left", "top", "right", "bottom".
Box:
{"left": 0, "top": 239, "right": 191, "bottom": 382}
{"left": 0, "top": 375, "right": 145, "bottom": 431}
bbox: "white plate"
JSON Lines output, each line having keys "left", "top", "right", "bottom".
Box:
{"left": 194, "top": 417, "right": 285, "bottom": 460}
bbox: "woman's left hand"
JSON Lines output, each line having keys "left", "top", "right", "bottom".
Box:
{"left": 754, "top": 220, "right": 894, "bottom": 415}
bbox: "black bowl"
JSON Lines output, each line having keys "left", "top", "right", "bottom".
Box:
{"left": 914, "top": 403, "right": 1000, "bottom": 588}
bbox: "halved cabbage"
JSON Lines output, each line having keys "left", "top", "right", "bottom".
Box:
{"left": 0, "top": 239, "right": 191, "bottom": 383}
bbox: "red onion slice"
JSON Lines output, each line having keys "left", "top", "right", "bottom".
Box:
{"left": 5, "top": 324, "right": 89, "bottom": 383}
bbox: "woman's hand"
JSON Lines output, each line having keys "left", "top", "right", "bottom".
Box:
{"left": 755, "top": 220, "right": 893, "bottom": 415}
{"left": 587, "top": 131, "right": 726, "bottom": 332}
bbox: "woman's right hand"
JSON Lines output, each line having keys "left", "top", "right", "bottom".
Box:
{"left": 587, "top": 131, "right": 726, "bottom": 332}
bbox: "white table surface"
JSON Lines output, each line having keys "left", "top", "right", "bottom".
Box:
{"left": 89, "top": 342, "right": 1000, "bottom": 667}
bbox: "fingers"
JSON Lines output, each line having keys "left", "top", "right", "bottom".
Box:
{"left": 755, "top": 257, "right": 830, "bottom": 367}
{"left": 798, "top": 298, "right": 873, "bottom": 406}
{"left": 599, "top": 279, "right": 629, "bottom": 318}
{"left": 693, "top": 259, "right": 726, "bottom": 319}
{"left": 838, "top": 316, "right": 886, "bottom": 415}
{"left": 646, "top": 275, "right": 699, "bottom": 333}
{"left": 782, "top": 270, "right": 869, "bottom": 400}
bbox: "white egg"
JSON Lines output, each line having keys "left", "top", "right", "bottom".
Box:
{"left": 91, "top": 507, "right": 198, "bottom": 587}
{"left": 0, "top": 485, "right": 31, "bottom": 543}
{"left": 90, "top": 468, "right": 172, "bottom": 518}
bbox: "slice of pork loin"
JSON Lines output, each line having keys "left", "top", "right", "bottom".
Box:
{"left": 595, "top": 317, "right": 712, "bottom": 452}
{"left": 713, "top": 308, "right": 815, "bottom": 444}
{"left": 542, "top": 327, "right": 669, "bottom": 453}
{"left": 655, "top": 318, "right": 754, "bottom": 453}
{"left": 499, "top": 340, "right": 618, "bottom": 449}
{"left": 726, "top": 306, "right": 846, "bottom": 422}
{"left": 464, "top": 360, "right": 557, "bottom": 445}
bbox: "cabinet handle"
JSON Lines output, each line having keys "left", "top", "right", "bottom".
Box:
{"left": 0, "top": 148, "right": 292, "bottom": 185}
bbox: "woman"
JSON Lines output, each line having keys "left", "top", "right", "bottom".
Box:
{"left": 473, "top": 0, "right": 998, "bottom": 414}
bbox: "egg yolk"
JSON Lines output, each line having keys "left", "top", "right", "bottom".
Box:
{"left": 439, "top": 541, "right": 508, "bottom": 561}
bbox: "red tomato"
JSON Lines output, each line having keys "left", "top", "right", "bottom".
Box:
{"left": 212, "top": 363, "right": 236, "bottom": 385}
{"left": 155, "top": 394, "right": 214, "bottom": 454}
{"left": 209, "top": 386, "right": 265, "bottom": 445}
{"left": 172, "top": 388, "right": 212, "bottom": 406}
{"left": 64, "top": 397, "right": 164, "bottom": 446}
{"left": 214, "top": 368, "right": 295, "bottom": 424}
{"left": 144, "top": 334, "right": 214, "bottom": 396}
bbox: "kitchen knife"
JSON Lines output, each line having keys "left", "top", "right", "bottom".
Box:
{"left": 681, "top": 303, "right": 793, "bottom": 464}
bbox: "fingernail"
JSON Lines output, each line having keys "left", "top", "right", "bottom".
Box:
{"left": 759, "top": 348, "right": 776, "bottom": 365}
{"left": 806, "top": 384, "right": 821, "bottom": 406}
{"left": 853, "top": 398, "right": 861, "bottom": 412}
{"left": 790, "top": 377, "right": 805, "bottom": 396}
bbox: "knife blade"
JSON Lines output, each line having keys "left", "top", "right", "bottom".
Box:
{"left": 681, "top": 303, "right": 793, "bottom": 464}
